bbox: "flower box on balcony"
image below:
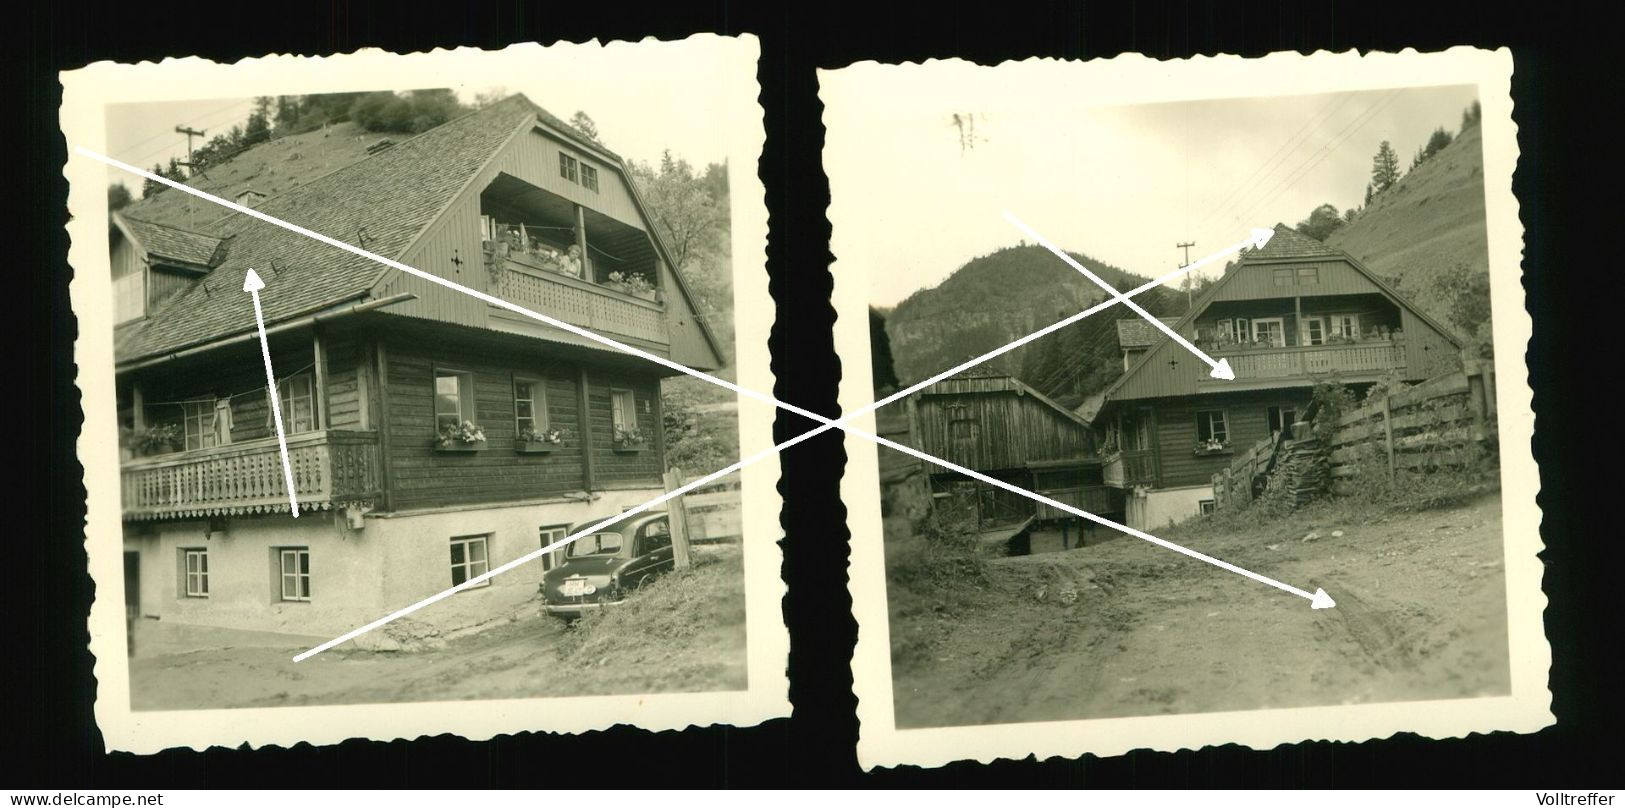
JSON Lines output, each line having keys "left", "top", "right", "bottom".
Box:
{"left": 1193, "top": 445, "right": 1232, "bottom": 457}
{"left": 514, "top": 440, "right": 557, "bottom": 454}
{"left": 435, "top": 441, "right": 483, "bottom": 453}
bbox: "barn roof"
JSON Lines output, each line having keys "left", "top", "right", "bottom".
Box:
{"left": 921, "top": 372, "right": 1093, "bottom": 429}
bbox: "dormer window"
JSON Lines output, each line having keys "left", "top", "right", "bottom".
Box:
{"left": 235, "top": 189, "right": 266, "bottom": 208}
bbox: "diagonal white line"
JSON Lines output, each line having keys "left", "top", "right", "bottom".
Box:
{"left": 78, "top": 147, "right": 1331, "bottom": 662}
{"left": 1003, "top": 211, "right": 1274, "bottom": 381}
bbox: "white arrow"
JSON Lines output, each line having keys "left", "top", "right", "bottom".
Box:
{"left": 243, "top": 268, "right": 300, "bottom": 518}
{"left": 1004, "top": 211, "right": 1275, "bottom": 380}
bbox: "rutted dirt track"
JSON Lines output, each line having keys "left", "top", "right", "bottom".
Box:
{"left": 887, "top": 494, "right": 1511, "bottom": 728}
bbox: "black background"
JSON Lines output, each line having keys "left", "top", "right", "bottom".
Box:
{"left": 16, "top": 1, "right": 1614, "bottom": 788}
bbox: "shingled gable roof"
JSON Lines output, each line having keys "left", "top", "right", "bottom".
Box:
{"left": 1115, "top": 317, "right": 1181, "bottom": 350}
{"left": 1095, "top": 223, "right": 1461, "bottom": 404}
{"left": 114, "top": 214, "right": 225, "bottom": 271}
{"left": 113, "top": 95, "right": 553, "bottom": 365}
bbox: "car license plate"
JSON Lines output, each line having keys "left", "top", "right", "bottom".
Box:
{"left": 560, "top": 579, "right": 595, "bottom": 598}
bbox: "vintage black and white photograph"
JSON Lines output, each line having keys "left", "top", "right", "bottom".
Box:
{"left": 64, "top": 38, "right": 788, "bottom": 752}
{"left": 827, "top": 48, "right": 1550, "bottom": 769}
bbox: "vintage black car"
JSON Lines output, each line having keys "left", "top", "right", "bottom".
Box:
{"left": 540, "top": 510, "right": 675, "bottom": 618}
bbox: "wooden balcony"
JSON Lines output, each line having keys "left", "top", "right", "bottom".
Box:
{"left": 1199, "top": 340, "right": 1407, "bottom": 388}
{"left": 485, "top": 244, "right": 669, "bottom": 346}
{"left": 1102, "top": 448, "right": 1159, "bottom": 488}
{"left": 121, "top": 430, "right": 381, "bottom": 520}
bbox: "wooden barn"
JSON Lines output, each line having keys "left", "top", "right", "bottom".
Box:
{"left": 906, "top": 372, "right": 1122, "bottom": 545}
{"left": 1094, "top": 223, "right": 1461, "bottom": 530}
{"left": 109, "top": 95, "right": 725, "bottom": 639}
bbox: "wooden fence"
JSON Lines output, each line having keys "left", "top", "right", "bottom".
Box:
{"left": 1324, "top": 358, "right": 1498, "bottom": 491}
{"left": 677, "top": 475, "right": 743, "bottom": 543}
{"left": 1212, "top": 358, "right": 1498, "bottom": 510}
{"left": 1210, "top": 429, "right": 1289, "bottom": 512}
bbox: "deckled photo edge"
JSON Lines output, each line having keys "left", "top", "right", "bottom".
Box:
{"left": 62, "top": 36, "right": 788, "bottom": 756}
{"left": 818, "top": 46, "right": 1552, "bottom": 771}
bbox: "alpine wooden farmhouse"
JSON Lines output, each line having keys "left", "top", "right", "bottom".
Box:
{"left": 110, "top": 95, "right": 724, "bottom": 637}
{"left": 1093, "top": 223, "right": 1461, "bottom": 530}
{"left": 908, "top": 372, "right": 1120, "bottom": 543}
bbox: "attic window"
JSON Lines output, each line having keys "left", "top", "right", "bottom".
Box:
{"left": 559, "top": 153, "right": 579, "bottom": 184}
{"left": 580, "top": 164, "right": 599, "bottom": 193}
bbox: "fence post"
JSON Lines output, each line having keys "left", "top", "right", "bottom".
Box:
{"left": 1382, "top": 395, "right": 1396, "bottom": 483}
{"left": 663, "top": 467, "right": 693, "bottom": 570}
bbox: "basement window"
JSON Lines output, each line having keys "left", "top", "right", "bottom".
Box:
{"left": 278, "top": 548, "right": 311, "bottom": 602}
{"left": 181, "top": 548, "right": 209, "bottom": 598}
{"left": 449, "top": 535, "right": 491, "bottom": 588}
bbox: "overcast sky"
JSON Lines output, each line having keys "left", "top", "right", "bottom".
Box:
{"left": 105, "top": 45, "right": 739, "bottom": 192}
{"left": 823, "top": 80, "right": 1478, "bottom": 307}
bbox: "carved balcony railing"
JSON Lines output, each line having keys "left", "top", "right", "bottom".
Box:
{"left": 483, "top": 243, "right": 669, "bottom": 346}
{"left": 1197, "top": 340, "right": 1407, "bottom": 386}
{"left": 121, "top": 430, "right": 381, "bottom": 520}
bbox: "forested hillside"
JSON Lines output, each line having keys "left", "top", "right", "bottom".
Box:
{"left": 883, "top": 245, "right": 1191, "bottom": 407}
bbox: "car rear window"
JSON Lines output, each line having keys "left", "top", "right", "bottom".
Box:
{"left": 567, "top": 532, "right": 624, "bottom": 558}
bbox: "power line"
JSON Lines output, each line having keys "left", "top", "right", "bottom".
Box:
{"left": 1191, "top": 92, "right": 1357, "bottom": 235}
{"left": 1227, "top": 89, "right": 1404, "bottom": 229}
{"left": 114, "top": 98, "right": 255, "bottom": 169}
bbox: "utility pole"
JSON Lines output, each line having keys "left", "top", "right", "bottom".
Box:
{"left": 1177, "top": 240, "right": 1196, "bottom": 307}
{"left": 174, "top": 125, "right": 207, "bottom": 170}
{"left": 175, "top": 125, "right": 207, "bottom": 228}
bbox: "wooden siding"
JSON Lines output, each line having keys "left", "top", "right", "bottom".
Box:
{"left": 383, "top": 121, "right": 721, "bottom": 371}
{"left": 488, "top": 129, "right": 644, "bottom": 229}
{"left": 111, "top": 235, "right": 143, "bottom": 279}
{"left": 322, "top": 331, "right": 368, "bottom": 430}
{"left": 1210, "top": 259, "right": 1381, "bottom": 302}
{"left": 1142, "top": 390, "right": 1311, "bottom": 488}
{"left": 377, "top": 335, "right": 662, "bottom": 511}
{"left": 914, "top": 388, "right": 1093, "bottom": 472}
{"left": 1402, "top": 307, "right": 1464, "bottom": 379}
{"left": 584, "top": 370, "right": 663, "bottom": 489}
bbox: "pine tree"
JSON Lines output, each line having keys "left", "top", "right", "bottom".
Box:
{"left": 1364, "top": 183, "right": 1374, "bottom": 206}
{"left": 1371, "top": 141, "right": 1400, "bottom": 194}
{"left": 569, "top": 111, "right": 600, "bottom": 143}
{"left": 142, "top": 164, "right": 166, "bottom": 198}
{"left": 243, "top": 97, "right": 273, "bottom": 146}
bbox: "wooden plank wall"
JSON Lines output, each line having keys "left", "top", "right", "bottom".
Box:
{"left": 1152, "top": 389, "right": 1310, "bottom": 488}
{"left": 381, "top": 335, "right": 667, "bottom": 510}
{"left": 914, "top": 388, "right": 1092, "bottom": 472}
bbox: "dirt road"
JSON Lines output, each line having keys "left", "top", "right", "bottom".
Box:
{"left": 887, "top": 493, "right": 1510, "bottom": 728}
{"left": 130, "top": 548, "right": 748, "bottom": 711}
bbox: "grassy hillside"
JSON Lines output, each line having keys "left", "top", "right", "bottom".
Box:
{"left": 1326, "top": 124, "right": 1490, "bottom": 335}
{"left": 120, "top": 121, "right": 408, "bottom": 230}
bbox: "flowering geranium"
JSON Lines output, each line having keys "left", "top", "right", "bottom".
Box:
{"left": 1194, "top": 437, "right": 1229, "bottom": 453}
{"left": 437, "top": 420, "right": 487, "bottom": 447}
{"left": 519, "top": 426, "right": 567, "bottom": 445}
{"left": 613, "top": 425, "right": 646, "bottom": 446}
